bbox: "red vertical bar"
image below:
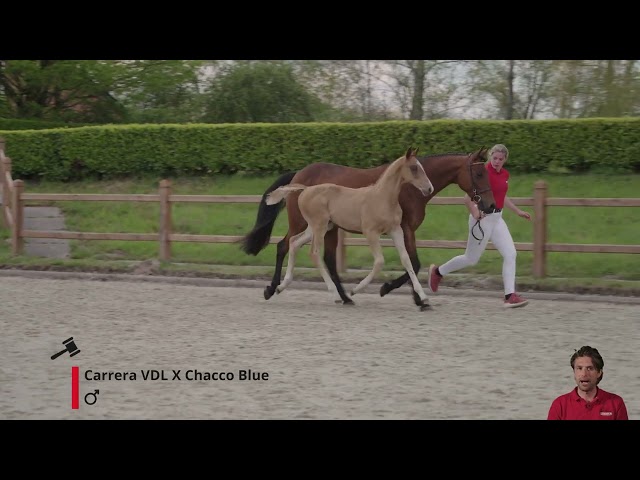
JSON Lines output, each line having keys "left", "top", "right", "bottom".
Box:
{"left": 72, "top": 366, "right": 79, "bottom": 409}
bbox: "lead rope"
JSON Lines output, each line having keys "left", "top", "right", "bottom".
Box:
{"left": 471, "top": 218, "right": 484, "bottom": 244}
{"left": 471, "top": 193, "right": 484, "bottom": 244}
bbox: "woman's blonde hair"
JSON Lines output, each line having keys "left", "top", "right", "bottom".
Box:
{"left": 489, "top": 144, "right": 509, "bottom": 161}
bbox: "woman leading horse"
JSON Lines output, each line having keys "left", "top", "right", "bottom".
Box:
{"left": 241, "top": 147, "right": 497, "bottom": 309}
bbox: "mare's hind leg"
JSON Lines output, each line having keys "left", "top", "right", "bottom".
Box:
{"left": 324, "top": 227, "right": 354, "bottom": 305}
{"left": 265, "top": 237, "right": 288, "bottom": 300}
{"left": 276, "top": 227, "right": 312, "bottom": 294}
{"left": 389, "top": 225, "right": 430, "bottom": 311}
{"left": 351, "top": 233, "right": 384, "bottom": 296}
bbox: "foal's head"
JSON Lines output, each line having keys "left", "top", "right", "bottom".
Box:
{"left": 396, "top": 147, "right": 434, "bottom": 196}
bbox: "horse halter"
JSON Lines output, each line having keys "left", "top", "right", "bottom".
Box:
{"left": 468, "top": 156, "right": 492, "bottom": 244}
{"left": 468, "top": 157, "right": 491, "bottom": 204}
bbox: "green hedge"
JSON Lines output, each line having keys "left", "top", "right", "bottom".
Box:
{"left": 1, "top": 118, "right": 639, "bottom": 181}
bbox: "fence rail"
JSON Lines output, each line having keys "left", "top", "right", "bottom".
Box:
{"left": 1, "top": 139, "right": 639, "bottom": 279}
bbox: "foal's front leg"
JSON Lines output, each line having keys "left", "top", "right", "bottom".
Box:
{"left": 350, "top": 233, "right": 384, "bottom": 296}
{"left": 389, "top": 225, "right": 431, "bottom": 311}
{"left": 380, "top": 227, "right": 423, "bottom": 307}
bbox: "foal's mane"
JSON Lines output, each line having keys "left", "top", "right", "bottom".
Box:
{"left": 375, "top": 153, "right": 409, "bottom": 185}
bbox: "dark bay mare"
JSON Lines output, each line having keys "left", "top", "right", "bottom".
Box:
{"left": 265, "top": 147, "right": 434, "bottom": 310}
{"left": 241, "top": 148, "right": 497, "bottom": 309}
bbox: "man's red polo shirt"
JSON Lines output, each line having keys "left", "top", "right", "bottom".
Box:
{"left": 547, "top": 387, "right": 629, "bottom": 420}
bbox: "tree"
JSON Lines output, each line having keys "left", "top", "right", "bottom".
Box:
{"left": 203, "top": 62, "right": 316, "bottom": 123}
{"left": 0, "top": 60, "right": 126, "bottom": 123}
{"left": 467, "top": 60, "right": 555, "bottom": 119}
{"left": 381, "top": 60, "right": 468, "bottom": 120}
{"left": 550, "top": 60, "right": 640, "bottom": 118}
{"left": 292, "top": 60, "right": 396, "bottom": 121}
{"left": 112, "top": 60, "right": 206, "bottom": 123}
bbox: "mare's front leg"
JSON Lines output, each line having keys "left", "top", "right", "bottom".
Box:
{"left": 389, "top": 225, "right": 430, "bottom": 311}
{"left": 323, "top": 227, "right": 354, "bottom": 305}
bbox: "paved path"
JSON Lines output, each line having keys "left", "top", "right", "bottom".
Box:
{"left": 0, "top": 184, "right": 70, "bottom": 258}
{"left": 23, "top": 206, "right": 70, "bottom": 258}
{"left": 1, "top": 273, "right": 637, "bottom": 420}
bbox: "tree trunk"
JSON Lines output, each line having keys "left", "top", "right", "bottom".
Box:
{"left": 506, "top": 60, "right": 515, "bottom": 120}
{"left": 410, "top": 60, "right": 425, "bottom": 120}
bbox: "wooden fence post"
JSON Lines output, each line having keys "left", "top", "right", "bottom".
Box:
{"left": 159, "top": 179, "right": 172, "bottom": 261}
{"left": 337, "top": 229, "right": 347, "bottom": 273}
{"left": 1, "top": 156, "right": 11, "bottom": 227}
{"left": 11, "top": 179, "right": 24, "bottom": 255}
{"left": 532, "top": 180, "right": 547, "bottom": 278}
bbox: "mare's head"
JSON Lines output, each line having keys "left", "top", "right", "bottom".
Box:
{"left": 457, "top": 146, "right": 497, "bottom": 213}
{"left": 394, "top": 147, "right": 434, "bottom": 196}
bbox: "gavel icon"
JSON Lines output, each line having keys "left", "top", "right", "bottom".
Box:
{"left": 51, "top": 337, "right": 81, "bottom": 360}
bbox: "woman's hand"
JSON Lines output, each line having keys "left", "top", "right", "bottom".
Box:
{"left": 518, "top": 209, "right": 532, "bottom": 221}
{"left": 471, "top": 204, "right": 484, "bottom": 220}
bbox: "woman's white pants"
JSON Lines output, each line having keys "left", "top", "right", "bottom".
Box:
{"left": 438, "top": 212, "right": 517, "bottom": 295}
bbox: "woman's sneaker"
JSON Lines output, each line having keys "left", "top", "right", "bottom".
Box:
{"left": 504, "top": 293, "right": 529, "bottom": 308}
{"left": 428, "top": 264, "right": 442, "bottom": 293}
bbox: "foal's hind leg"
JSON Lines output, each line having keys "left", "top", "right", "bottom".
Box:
{"left": 265, "top": 201, "right": 308, "bottom": 300}
{"left": 389, "top": 225, "right": 430, "bottom": 311}
{"left": 310, "top": 223, "right": 347, "bottom": 303}
{"left": 276, "top": 227, "right": 312, "bottom": 294}
{"left": 351, "top": 233, "right": 384, "bottom": 296}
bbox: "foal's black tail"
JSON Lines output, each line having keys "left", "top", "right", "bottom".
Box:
{"left": 240, "top": 171, "right": 297, "bottom": 256}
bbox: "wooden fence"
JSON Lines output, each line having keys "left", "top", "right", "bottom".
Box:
{"left": 2, "top": 138, "right": 639, "bottom": 278}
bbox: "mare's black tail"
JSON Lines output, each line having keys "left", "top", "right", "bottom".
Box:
{"left": 240, "top": 171, "right": 297, "bottom": 256}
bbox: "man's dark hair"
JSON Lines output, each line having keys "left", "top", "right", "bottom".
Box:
{"left": 570, "top": 346, "right": 604, "bottom": 384}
